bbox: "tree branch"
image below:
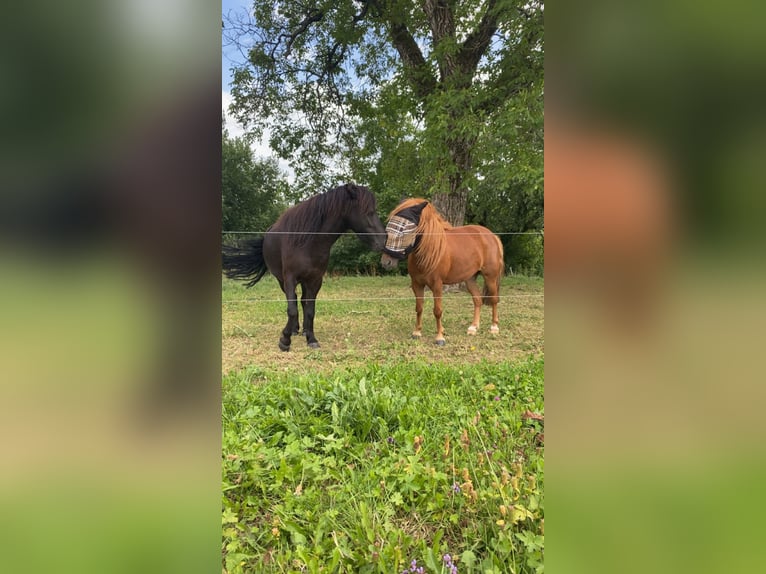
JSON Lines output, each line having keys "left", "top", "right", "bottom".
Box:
{"left": 387, "top": 18, "right": 437, "bottom": 100}
{"left": 421, "top": 0, "right": 455, "bottom": 44}
{"left": 421, "top": 0, "right": 457, "bottom": 81}
{"left": 283, "top": 9, "right": 324, "bottom": 57}
{"left": 458, "top": 0, "right": 500, "bottom": 75}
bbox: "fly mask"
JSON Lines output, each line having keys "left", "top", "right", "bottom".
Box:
{"left": 382, "top": 202, "right": 428, "bottom": 259}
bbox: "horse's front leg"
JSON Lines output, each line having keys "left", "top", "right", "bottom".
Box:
{"left": 432, "top": 280, "right": 446, "bottom": 346}
{"left": 279, "top": 277, "right": 299, "bottom": 352}
{"left": 277, "top": 277, "right": 300, "bottom": 335}
{"left": 411, "top": 281, "right": 425, "bottom": 339}
{"left": 301, "top": 277, "right": 323, "bottom": 349}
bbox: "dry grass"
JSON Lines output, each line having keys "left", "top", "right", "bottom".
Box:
{"left": 222, "top": 274, "right": 543, "bottom": 375}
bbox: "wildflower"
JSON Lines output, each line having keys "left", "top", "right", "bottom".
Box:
{"left": 460, "top": 428, "right": 470, "bottom": 450}
{"left": 443, "top": 553, "right": 458, "bottom": 573}
{"left": 387, "top": 436, "right": 395, "bottom": 445}
{"left": 461, "top": 479, "right": 478, "bottom": 502}
{"left": 451, "top": 482, "right": 461, "bottom": 494}
{"left": 494, "top": 395, "right": 501, "bottom": 401}
{"left": 403, "top": 558, "right": 425, "bottom": 573}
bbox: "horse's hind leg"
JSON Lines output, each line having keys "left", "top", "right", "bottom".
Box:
{"left": 464, "top": 275, "right": 482, "bottom": 335}
{"left": 279, "top": 277, "right": 299, "bottom": 351}
{"left": 301, "top": 276, "right": 323, "bottom": 349}
{"left": 483, "top": 272, "right": 501, "bottom": 334}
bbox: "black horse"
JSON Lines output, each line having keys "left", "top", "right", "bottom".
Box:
{"left": 222, "top": 183, "right": 386, "bottom": 351}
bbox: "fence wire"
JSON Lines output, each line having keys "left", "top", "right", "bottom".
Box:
{"left": 222, "top": 293, "right": 543, "bottom": 305}
{"left": 223, "top": 230, "right": 542, "bottom": 236}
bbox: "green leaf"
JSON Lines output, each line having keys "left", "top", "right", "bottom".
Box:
{"left": 460, "top": 550, "right": 477, "bottom": 568}
{"left": 222, "top": 508, "right": 238, "bottom": 524}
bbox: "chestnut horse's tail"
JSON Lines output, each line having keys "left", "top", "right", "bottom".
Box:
{"left": 482, "top": 234, "right": 504, "bottom": 305}
{"left": 222, "top": 237, "right": 268, "bottom": 287}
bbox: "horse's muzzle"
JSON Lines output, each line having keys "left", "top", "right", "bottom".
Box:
{"left": 380, "top": 252, "right": 401, "bottom": 270}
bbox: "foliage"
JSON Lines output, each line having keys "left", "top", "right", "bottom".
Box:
{"left": 222, "top": 124, "right": 291, "bottom": 235}
{"left": 327, "top": 234, "right": 403, "bottom": 276}
{"left": 225, "top": 0, "right": 544, "bottom": 225}
{"left": 222, "top": 356, "right": 544, "bottom": 573}
{"left": 468, "top": 83, "right": 545, "bottom": 275}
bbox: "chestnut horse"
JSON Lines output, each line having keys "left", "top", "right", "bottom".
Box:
{"left": 380, "top": 198, "right": 504, "bottom": 345}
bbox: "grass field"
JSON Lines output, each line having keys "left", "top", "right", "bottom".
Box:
{"left": 222, "top": 275, "right": 543, "bottom": 375}
{"left": 222, "top": 274, "right": 544, "bottom": 573}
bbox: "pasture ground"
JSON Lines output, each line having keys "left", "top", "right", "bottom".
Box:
{"left": 222, "top": 275, "right": 544, "bottom": 573}
{"left": 222, "top": 275, "right": 543, "bottom": 375}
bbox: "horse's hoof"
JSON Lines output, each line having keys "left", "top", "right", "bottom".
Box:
{"left": 434, "top": 339, "right": 446, "bottom": 346}
{"left": 411, "top": 334, "right": 421, "bottom": 340}
{"left": 490, "top": 325, "right": 500, "bottom": 334}
{"left": 308, "top": 342, "right": 320, "bottom": 349}
{"left": 467, "top": 325, "right": 478, "bottom": 335}
{"left": 278, "top": 341, "right": 291, "bottom": 352}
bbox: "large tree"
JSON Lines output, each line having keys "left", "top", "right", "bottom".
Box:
{"left": 226, "top": 0, "right": 543, "bottom": 225}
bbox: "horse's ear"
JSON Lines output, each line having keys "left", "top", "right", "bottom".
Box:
{"left": 411, "top": 201, "right": 429, "bottom": 217}
{"left": 345, "top": 183, "right": 358, "bottom": 199}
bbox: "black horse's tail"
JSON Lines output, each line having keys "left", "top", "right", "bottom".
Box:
{"left": 222, "top": 238, "right": 268, "bottom": 287}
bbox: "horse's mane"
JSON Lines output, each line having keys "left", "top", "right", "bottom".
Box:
{"left": 273, "top": 183, "right": 375, "bottom": 246}
{"left": 390, "top": 198, "right": 451, "bottom": 277}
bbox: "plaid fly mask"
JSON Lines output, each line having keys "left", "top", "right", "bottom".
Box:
{"left": 382, "top": 203, "right": 427, "bottom": 259}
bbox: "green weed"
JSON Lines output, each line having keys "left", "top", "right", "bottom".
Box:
{"left": 222, "top": 357, "right": 544, "bottom": 573}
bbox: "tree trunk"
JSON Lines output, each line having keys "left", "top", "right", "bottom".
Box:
{"left": 432, "top": 186, "right": 468, "bottom": 227}
{"left": 433, "top": 176, "right": 468, "bottom": 291}
{"left": 432, "top": 134, "right": 473, "bottom": 226}
{"left": 432, "top": 133, "right": 474, "bottom": 291}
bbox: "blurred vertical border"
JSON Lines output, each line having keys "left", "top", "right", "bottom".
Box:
{"left": 0, "top": 2, "right": 221, "bottom": 573}
{"left": 546, "top": 0, "right": 766, "bottom": 572}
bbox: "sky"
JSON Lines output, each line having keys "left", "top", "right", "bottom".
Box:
{"left": 222, "top": 0, "right": 249, "bottom": 91}
{"left": 222, "top": 0, "right": 295, "bottom": 177}
{"left": 221, "top": 0, "right": 249, "bottom": 139}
